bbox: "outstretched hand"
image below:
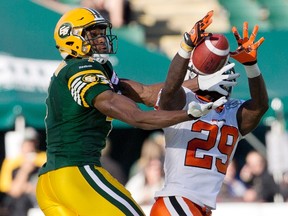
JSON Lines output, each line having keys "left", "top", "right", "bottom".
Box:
{"left": 197, "top": 63, "right": 240, "bottom": 96}
{"left": 187, "top": 96, "right": 227, "bottom": 118}
{"left": 230, "top": 22, "right": 265, "bottom": 65}
{"left": 181, "top": 10, "right": 214, "bottom": 52}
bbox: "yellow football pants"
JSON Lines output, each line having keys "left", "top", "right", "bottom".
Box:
{"left": 36, "top": 165, "right": 145, "bottom": 216}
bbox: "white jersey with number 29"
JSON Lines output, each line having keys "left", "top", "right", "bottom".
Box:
{"left": 155, "top": 87, "right": 244, "bottom": 209}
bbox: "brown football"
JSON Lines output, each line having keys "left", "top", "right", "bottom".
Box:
{"left": 191, "top": 34, "right": 230, "bottom": 75}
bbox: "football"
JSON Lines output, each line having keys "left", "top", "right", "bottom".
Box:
{"left": 191, "top": 33, "right": 230, "bottom": 75}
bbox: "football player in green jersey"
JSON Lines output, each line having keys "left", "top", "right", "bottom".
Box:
{"left": 36, "top": 7, "right": 230, "bottom": 216}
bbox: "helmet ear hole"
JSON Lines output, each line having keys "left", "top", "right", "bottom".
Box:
{"left": 71, "top": 50, "right": 77, "bottom": 56}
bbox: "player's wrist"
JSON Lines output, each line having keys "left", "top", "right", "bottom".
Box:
{"left": 243, "top": 60, "right": 257, "bottom": 66}
{"left": 244, "top": 63, "right": 261, "bottom": 78}
{"left": 178, "top": 46, "right": 191, "bottom": 59}
{"left": 179, "top": 32, "right": 194, "bottom": 59}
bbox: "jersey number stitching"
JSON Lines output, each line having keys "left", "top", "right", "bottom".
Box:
{"left": 184, "top": 120, "right": 239, "bottom": 174}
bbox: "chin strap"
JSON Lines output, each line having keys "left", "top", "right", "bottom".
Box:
{"left": 60, "top": 52, "right": 110, "bottom": 64}
{"left": 92, "top": 54, "right": 110, "bottom": 64}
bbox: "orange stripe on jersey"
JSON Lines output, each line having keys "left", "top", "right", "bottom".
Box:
{"left": 151, "top": 196, "right": 212, "bottom": 216}
{"left": 150, "top": 197, "right": 171, "bottom": 216}
{"left": 182, "top": 197, "right": 212, "bottom": 216}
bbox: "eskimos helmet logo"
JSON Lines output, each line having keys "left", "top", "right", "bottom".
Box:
{"left": 58, "top": 23, "right": 72, "bottom": 38}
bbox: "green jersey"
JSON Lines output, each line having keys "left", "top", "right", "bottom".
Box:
{"left": 39, "top": 57, "right": 118, "bottom": 175}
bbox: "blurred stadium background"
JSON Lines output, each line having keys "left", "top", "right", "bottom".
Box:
{"left": 0, "top": 0, "right": 288, "bottom": 215}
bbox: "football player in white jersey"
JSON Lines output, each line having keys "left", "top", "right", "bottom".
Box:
{"left": 148, "top": 20, "right": 268, "bottom": 216}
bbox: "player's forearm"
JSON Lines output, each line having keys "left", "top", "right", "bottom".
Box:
{"left": 159, "top": 53, "right": 190, "bottom": 110}
{"left": 120, "top": 79, "right": 163, "bottom": 107}
{"left": 162, "top": 53, "right": 189, "bottom": 96}
{"left": 247, "top": 74, "right": 268, "bottom": 114}
{"left": 96, "top": 92, "right": 191, "bottom": 130}
{"left": 237, "top": 66, "right": 269, "bottom": 135}
{"left": 122, "top": 109, "right": 191, "bottom": 130}
{"left": 246, "top": 64, "right": 269, "bottom": 115}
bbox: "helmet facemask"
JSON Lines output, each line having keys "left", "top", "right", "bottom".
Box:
{"left": 220, "top": 63, "right": 236, "bottom": 97}
{"left": 186, "top": 61, "right": 236, "bottom": 101}
{"left": 185, "top": 61, "right": 198, "bottom": 81}
{"left": 83, "top": 24, "right": 117, "bottom": 54}
{"left": 82, "top": 23, "right": 117, "bottom": 63}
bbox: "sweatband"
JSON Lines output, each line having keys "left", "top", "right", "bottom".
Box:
{"left": 244, "top": 64, "right": 261, "bottom": 78}
{"left": 178, "top": 47, "right": 191, "bottom": 59}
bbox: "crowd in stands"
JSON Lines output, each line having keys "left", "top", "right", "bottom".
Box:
{"left": 218, "top": 151, "right": 283, "bottom": 203}
{"left": 125, "top": 132, "right": 165, "bottom": 206}
{"left": 0, "top": 128, "right": 46, "bottom": 216}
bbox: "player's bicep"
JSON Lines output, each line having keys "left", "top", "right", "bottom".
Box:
{"left": 67, "top": 69, "right": 111, "bottom": 107}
